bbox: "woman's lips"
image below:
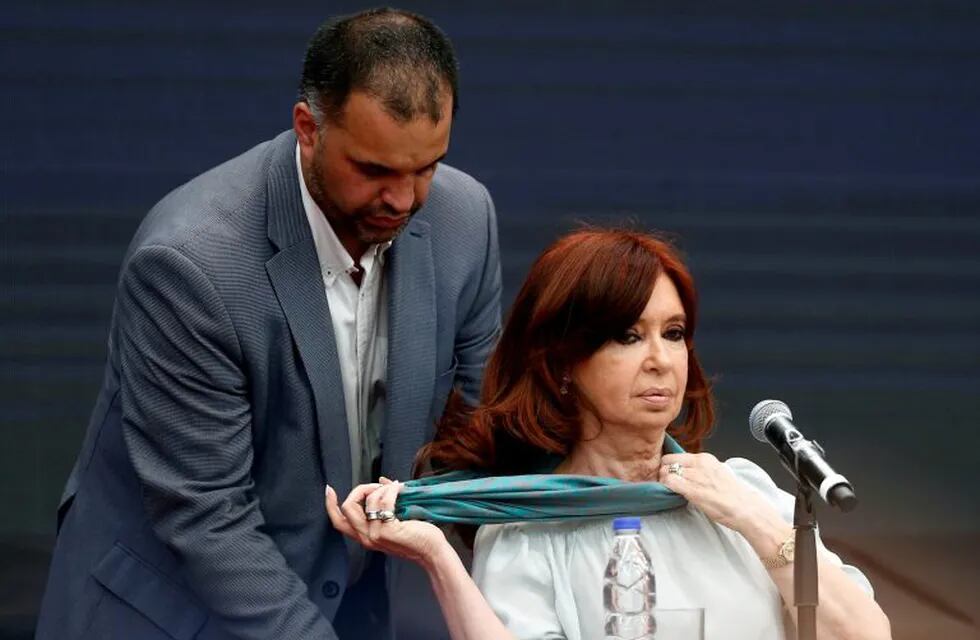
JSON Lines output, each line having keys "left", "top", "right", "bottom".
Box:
{"left": 638, "top": 388, "right": 673, "bottom": 409}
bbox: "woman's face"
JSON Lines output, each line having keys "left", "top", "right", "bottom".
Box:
{"left": 572, "top": 273, "right": 689, "bottom": 435}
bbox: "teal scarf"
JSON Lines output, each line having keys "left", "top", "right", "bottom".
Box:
{"left": 395, "top": 434, "right": 687, "bottom": 525}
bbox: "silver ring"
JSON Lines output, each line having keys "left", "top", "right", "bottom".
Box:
{"left": 378, "top": 509, "right": 396, "bottom": 522}
{"left": 668, "top": 462, "right": 684, "bottom": 477}
{"left": 365, "top": 510, "right": 381, "bottom": 521}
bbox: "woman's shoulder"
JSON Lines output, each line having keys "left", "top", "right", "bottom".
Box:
{"left": 722, "top": 457, "right": 876, "bottom": 596}
{"left": 472, "top": 522, "right": 566, "bottom": 589}
{"left": 474, "top": 518, "right": 607, "bottom": 560}
{"left": 476, "top": 519, "right": 590, "bottom": 545}
{"left": 723, "top": 457, "right": 786, "bottom": 495}
{"left": 723, "top": 456, "right": 779, "bottom": 489}
{"left": 723, "top": 456, "right": 795, "bottom": 518}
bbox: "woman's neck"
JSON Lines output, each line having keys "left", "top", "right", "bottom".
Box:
{"left": 555, "top": 423, "right": 667, "bottom": 482}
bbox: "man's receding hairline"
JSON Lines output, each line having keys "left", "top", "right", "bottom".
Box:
{"left": 300, "top": 7, "right": 459, "bottom": 125}
{"left": 324, "top": 87, "right": 454, "bottom": 128}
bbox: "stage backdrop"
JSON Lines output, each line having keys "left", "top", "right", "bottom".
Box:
{"left": 1, "top": 2, "right": 978, "bottom": 638}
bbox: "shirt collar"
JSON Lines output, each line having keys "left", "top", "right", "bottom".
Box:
{"left": 295, "top": 143, "right": 392, "bottom": 286}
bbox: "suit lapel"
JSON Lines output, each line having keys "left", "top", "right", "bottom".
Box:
{"left": 383, "top": 218, "right": 436, "bottom": 479}
{"left": 264, "top": 132, "right": 353, "bottom": 498}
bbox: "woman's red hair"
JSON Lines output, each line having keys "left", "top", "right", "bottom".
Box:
{"left": 417, "top": 228, "right": 715, "bottom": 476}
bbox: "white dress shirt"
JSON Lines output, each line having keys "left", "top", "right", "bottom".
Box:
{"left": 472, "top": 458, "right": 874, "bottom": 640}
{"left": 296, "top": 144, "right": 391, "bottom": 490}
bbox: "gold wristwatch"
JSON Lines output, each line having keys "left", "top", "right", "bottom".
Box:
{"left": 762, "top": 533, "right": 795, "bottom": 570}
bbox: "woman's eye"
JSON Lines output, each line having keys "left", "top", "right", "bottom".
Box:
{"left": 664, "top": 327, "right": 686, "bottom": 342}
{"left": 616, "top": 330, "right": 642, "bottom": 345}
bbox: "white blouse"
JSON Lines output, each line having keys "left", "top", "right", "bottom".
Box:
{"left": 471, "top": 458, "right": 873, "bottom": 640}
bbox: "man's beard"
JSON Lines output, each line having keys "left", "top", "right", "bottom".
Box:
{"left": 307, "top": 156, "right": 418, "bottom": 248}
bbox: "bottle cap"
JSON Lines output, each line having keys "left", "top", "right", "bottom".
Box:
{"left": 612, "top": 517, "right": 642, "bottom": 532}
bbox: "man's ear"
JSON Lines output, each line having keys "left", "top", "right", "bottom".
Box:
{"left": 292, "top": 101, "right": 319, "bottom": 151}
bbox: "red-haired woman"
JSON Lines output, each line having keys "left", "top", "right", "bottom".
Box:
{"left": 327, "top": 229, "right": 891, "bottom": 639}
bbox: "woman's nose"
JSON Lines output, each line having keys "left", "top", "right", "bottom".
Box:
{"left": 644, "top": 338, "right": 671, "bottom": 370}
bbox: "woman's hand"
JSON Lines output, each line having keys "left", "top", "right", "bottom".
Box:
{"left": 325, "top": 478, "right": 451, "bottom": 569}
{"left": 658, "top": 452, "right": 782, "bottom": 534}
{"left": 328, "top": 482, "right": 520, "bottom": 640}
{"left": 659, "top": 455, "right": 892, "bottom": 639}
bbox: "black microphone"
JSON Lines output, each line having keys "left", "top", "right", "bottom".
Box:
{"left": 749, "top": 400, "right": 858, "bottom": 512}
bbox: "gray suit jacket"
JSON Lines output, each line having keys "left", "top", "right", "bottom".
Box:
{"left": 36, "top": 130, "right": 502, "bottom": 640}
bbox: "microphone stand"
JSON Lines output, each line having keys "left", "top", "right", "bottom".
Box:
{"left": 793, "top": 481, "right": 818, "bottom": 640}
{"left": 752, "top": 402, "right": 858, "bottom": 639}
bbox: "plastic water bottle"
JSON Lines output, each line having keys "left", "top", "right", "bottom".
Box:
{"left": 604, "top": 517, "right": 656, "bottom": 640}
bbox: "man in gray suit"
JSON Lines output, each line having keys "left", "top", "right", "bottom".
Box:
{"left": 36, "top": 8, "right": 500, "bottom": 640}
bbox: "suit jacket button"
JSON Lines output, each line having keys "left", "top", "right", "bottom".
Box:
{"left": 322, "top": 581, "right": 340, "bottom": 598}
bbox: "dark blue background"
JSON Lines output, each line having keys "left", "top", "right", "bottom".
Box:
{"left": 2, "top": 1, "right": 978, "bottom": 637}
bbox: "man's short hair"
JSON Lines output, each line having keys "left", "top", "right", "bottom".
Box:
{"left": 299, "top": 7, "right": 459, "bottom": 125}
